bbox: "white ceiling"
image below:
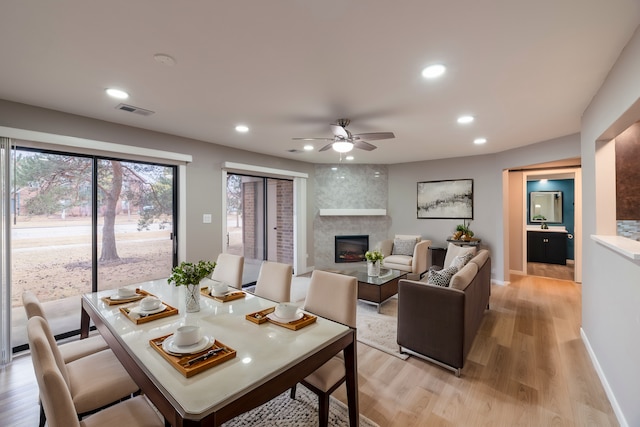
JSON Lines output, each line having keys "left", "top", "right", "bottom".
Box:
{"left": 1, "top": 1, "right": 638, "bottom": 164}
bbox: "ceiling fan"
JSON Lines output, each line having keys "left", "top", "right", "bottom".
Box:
{"left": 293, "top": 118, "right": 395, "bottom": 153}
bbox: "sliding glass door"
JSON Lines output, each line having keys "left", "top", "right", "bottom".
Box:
{"left": 5, "top": 145, "right": 177, "bottom": 354}
{"left": 226, "top": 174, "right": 293, "bottom": 285}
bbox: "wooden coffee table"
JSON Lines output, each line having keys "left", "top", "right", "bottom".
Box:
{"left": 332, "top": 267, "right": 408, "bottom": 313}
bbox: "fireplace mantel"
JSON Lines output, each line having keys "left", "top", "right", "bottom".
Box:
{"left": 319, "top": 209, "right": 387, "bottom": 216}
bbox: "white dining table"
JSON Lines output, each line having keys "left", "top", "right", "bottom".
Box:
{"left": 80, "top": 278, "right": 358, "bottom": 427}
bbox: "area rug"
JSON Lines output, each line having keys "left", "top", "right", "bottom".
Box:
{"left": 221, "top": 385, "right": 379, "bottom": 426}
{"left": 356, "top": 297, "right": 409, "bottom": 360}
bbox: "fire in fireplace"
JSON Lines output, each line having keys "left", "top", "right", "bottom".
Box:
{"left": 335, "top": 235, "right": 369, "bottom": 263}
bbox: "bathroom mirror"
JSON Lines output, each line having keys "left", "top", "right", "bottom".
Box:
{"left": 530, "top": 191, "right": 563, "bottom": 223}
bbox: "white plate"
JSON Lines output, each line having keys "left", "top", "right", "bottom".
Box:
{"left": 266, "top": 312, "right": 303, "bottom": 324}
{"left": 109, "top": 293, "right": 139, "bottom": 301}
{"left": 129, "top": 304, "right": 167, "bottom": 315}
{"left": 162, "top": 336, "right": 214, "bottom": 355}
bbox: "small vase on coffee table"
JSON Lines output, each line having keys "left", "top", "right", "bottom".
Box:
{"left": 367, "top": 260, "right": 380, "bottom": 277}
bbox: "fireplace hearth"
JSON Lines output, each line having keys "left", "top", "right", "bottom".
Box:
{"left": 335, "top": 235, "right": 369, "bottom": 263}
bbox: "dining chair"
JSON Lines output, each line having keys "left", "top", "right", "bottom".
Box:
{"left": 27, "top": 316, "right": 140, "bottom": 427}
{"left": 22, "top": 291, "right": 108, "bottom": 363}
{"left": 253, "top": 261, "right": 293, "bottom": 302}
{"left": 290, "top": 270, "right": 357, "bottom": 427}
{"left": 211, "top": 253, "right": 245, "bottom": 289}
{"left": 27, "top": 316, "right": 164, "bottom": 427}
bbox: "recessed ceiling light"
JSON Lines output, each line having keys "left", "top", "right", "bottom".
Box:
{"left": 457, "top": 115, "right": 474, "bottom": 124}
{"left": 345, "top": 155, "right": 354, "bottom": 161}
{"left": 105, "top": 88, "right": 129, "bottom": 99}
{"left": 235, "top": 125, "right": 249, "bottom": 133}
{"left": 421, "top": 64, "right": 446, "bottom": 79}
{"left": 303, "top": 145, "right": 314, "bottom": 151}
{"left": 331, "top": 167, "right": 338, "bottom": 171}
{"left": 474, "top": 137, "right": 487, "bottom": 145}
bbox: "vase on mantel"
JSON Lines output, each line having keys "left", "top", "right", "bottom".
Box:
{"left": 367, "top": 261, "right": 380, "bottom": 277}
{"left": 185, "top": 283, "right": 201, "bottom": 313}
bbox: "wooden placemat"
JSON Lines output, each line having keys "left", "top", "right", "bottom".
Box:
{"left": 101, "top": 288, "right": 153, "bottom": 305}
{"left": 200, "top": 287, "right": 246, "bottom": 303}
{"left": 245, "top": 307, "right": 317, "bottom": 331}
{"left": 119, "top": 300, "right": 179, "bottom": 324}
{"left": 150, "top": 334, "right": 236, "bottom": 378}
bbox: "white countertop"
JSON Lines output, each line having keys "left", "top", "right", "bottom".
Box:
{"left": 526, "top": 225, "right": 568, "bottom": 233}
{"left": 83, "top": 279, "right": 350, "bottom": 416}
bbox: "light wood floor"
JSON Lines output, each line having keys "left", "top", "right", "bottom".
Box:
{"left": 0, "top": 274, "right": 618, "bottom": 426}
{"left": 527, "top": 261, "right": 575, "bottom": 281}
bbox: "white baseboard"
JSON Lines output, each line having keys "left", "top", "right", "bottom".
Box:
{"left": 580, "top": 328, "right": 628, "bottom": 427}
{"left": 491, "top": 279, "right": 509, "bottom": 286}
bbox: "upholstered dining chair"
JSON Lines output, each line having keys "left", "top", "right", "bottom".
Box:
{"left": 253, "top": 261, "right": 293, "bottom": 302}
{"left": 290, "top": 270, "right": 357, "bottom": 427}
{"left": 22, "top": 291, "right": 108, "bottom": 363}
{"left": 211, "top": 253, "right": 245, "bottom": 289}
{"left": 27, "top": 316, "right": 164, "bottom": 427}
{"left": 27, "top": 316, "right": 140, "bottom": 427}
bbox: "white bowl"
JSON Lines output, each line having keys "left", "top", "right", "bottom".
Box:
{"left": 173, "top": 325, "right": 202, "bottom": 347}
{"left": 140, "top": 296, "right": 162, "bottom": 311}
{"left": 275, "top": 302, "right": 298, "bottom": 319}
{"left": 211, "top": 281, "right": 229, "bottom": 295}
{"left": 117, "top": 287, "right": 136, "bottom": 297}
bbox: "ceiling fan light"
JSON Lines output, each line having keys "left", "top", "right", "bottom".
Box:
{"left": 333, "top": 141, "right": 354, "bottom": 153}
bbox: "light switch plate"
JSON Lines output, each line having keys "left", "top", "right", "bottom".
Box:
{"left": 203, "top": 214, "right": 212, "bottom": 224}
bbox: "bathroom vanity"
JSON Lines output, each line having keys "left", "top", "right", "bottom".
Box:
{"left": 527, "top": 227, "right": 568, "bottom": 265}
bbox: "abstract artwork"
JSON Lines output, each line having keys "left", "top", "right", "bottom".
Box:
{"left": 417, "top": 179, "right": 473, "bottom": 219}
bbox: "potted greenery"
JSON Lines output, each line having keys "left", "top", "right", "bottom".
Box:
{"left": 168, "top": 260, "right": 216, "bottom": 312}
{"left": 365, "top": 250, "right": 384, "bottom": 277}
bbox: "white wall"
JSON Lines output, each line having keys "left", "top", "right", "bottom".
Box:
{"left": 580, "top": 25, "right": 640, "bottom": 427}
{"left": 388, "top": 134, "right": 581, "bottom": 283}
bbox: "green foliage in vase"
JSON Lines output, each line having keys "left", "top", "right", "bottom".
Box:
{"left": 167, "top": 260, "right": 216, "bottom": 286}
{"left": 365, "top": 250, "right": 384, "bottom": 262}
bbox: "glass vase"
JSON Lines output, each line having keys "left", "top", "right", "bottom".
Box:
{"left": 185, "top": 283, "right": 201, "bottom": 313}
{"left": 367, "top": 260, "right": 380, "bottom": 277}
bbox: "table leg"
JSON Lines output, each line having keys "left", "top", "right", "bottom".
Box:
{"left": 343, "top": 331, "right": 359, "bottom": 426}
{"left": 80, "top": 301, "right": 90, "bottom": 339}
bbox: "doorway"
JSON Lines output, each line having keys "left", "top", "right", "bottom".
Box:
{"left": 225, "top": 174, "right": 293, "bottom": 285}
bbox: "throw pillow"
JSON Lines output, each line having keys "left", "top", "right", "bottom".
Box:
{"left": 392, "top": 238, "right": 417, "bottom": 256}
{"left": 451, "top": 252, "right": 474, "bottom": 270}
{"left": 427, "top": 265, "right": 458, "bottom": 287}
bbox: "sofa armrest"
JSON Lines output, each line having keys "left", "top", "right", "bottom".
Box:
{"left": 411, "top": 239, "right": 431, "bottom": 275}
{"left": 397, "top": 279, "right": 465, "bottom": 368}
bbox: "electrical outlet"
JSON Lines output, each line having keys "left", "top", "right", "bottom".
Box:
{"left": 203, "top": 214, "right": 212, "bottom": 224}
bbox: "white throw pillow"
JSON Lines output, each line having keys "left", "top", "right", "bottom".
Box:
{"left": 443, "top": 242, "right": 477, "bottom": 269}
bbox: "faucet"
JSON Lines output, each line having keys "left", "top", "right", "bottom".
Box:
{"left": 541, "top": 222, "right": 549, "bottom": 229}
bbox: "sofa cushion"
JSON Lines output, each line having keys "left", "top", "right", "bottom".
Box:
{"left": 469, "top": 249, "right": 489, "bottom": 269}
{"left": 392, "top": 238, "right": 417, "bottom": 256}
{"left": 443, "top": 242, "right": 477, "bottom": 269}
{"left": 451, "top": 252, "right": 474, "bottom": 270}
{"left": 384, "top": 254, "right": 413, "bottom": 267}
{"left": 449, "top": 262, "right": 479, "bottom": 291}
{"left": 427, "top": 265, "right": 458, "bottom": 287}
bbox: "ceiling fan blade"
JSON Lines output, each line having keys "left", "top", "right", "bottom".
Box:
{"left": 352, "top": 132, "right": 395, "bottom": 141}
{"left": 330, "top": 124, "right": 349, "bottom": 139}
{"left": 292, "top": 137, "right": 334, "bottom": 141}
{"left": 354, "top": 141, "right": 377, "bottom": 151}
{"left": 319, "top": 143, "right": 335, "bottom": 152}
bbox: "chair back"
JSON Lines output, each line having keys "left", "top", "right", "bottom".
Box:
{"left": 254, "top": 261, "right": 292, "bottom": 302}
{"left": 27, "top": 317, "right": 81, "bottom": 427}
{"left": 212, "top": 253, "right": 244, "bottom": 288}
{"left": 22, "top": 291, "right": 47, "bottom": 320}
{"left": 303, "top": 270, "right": 357, "bottom": 327}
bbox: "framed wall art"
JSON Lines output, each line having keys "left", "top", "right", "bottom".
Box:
{"left": 417, "top": 179, "right": 473, "bottom": 219}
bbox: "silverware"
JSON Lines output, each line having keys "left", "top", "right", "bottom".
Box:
{"left": 183, "top": 347, "right": 226, "bottom": 366}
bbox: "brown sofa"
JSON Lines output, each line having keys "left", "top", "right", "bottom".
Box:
{"left": 396, "top": 249, "right": 491, "bottom": 376}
